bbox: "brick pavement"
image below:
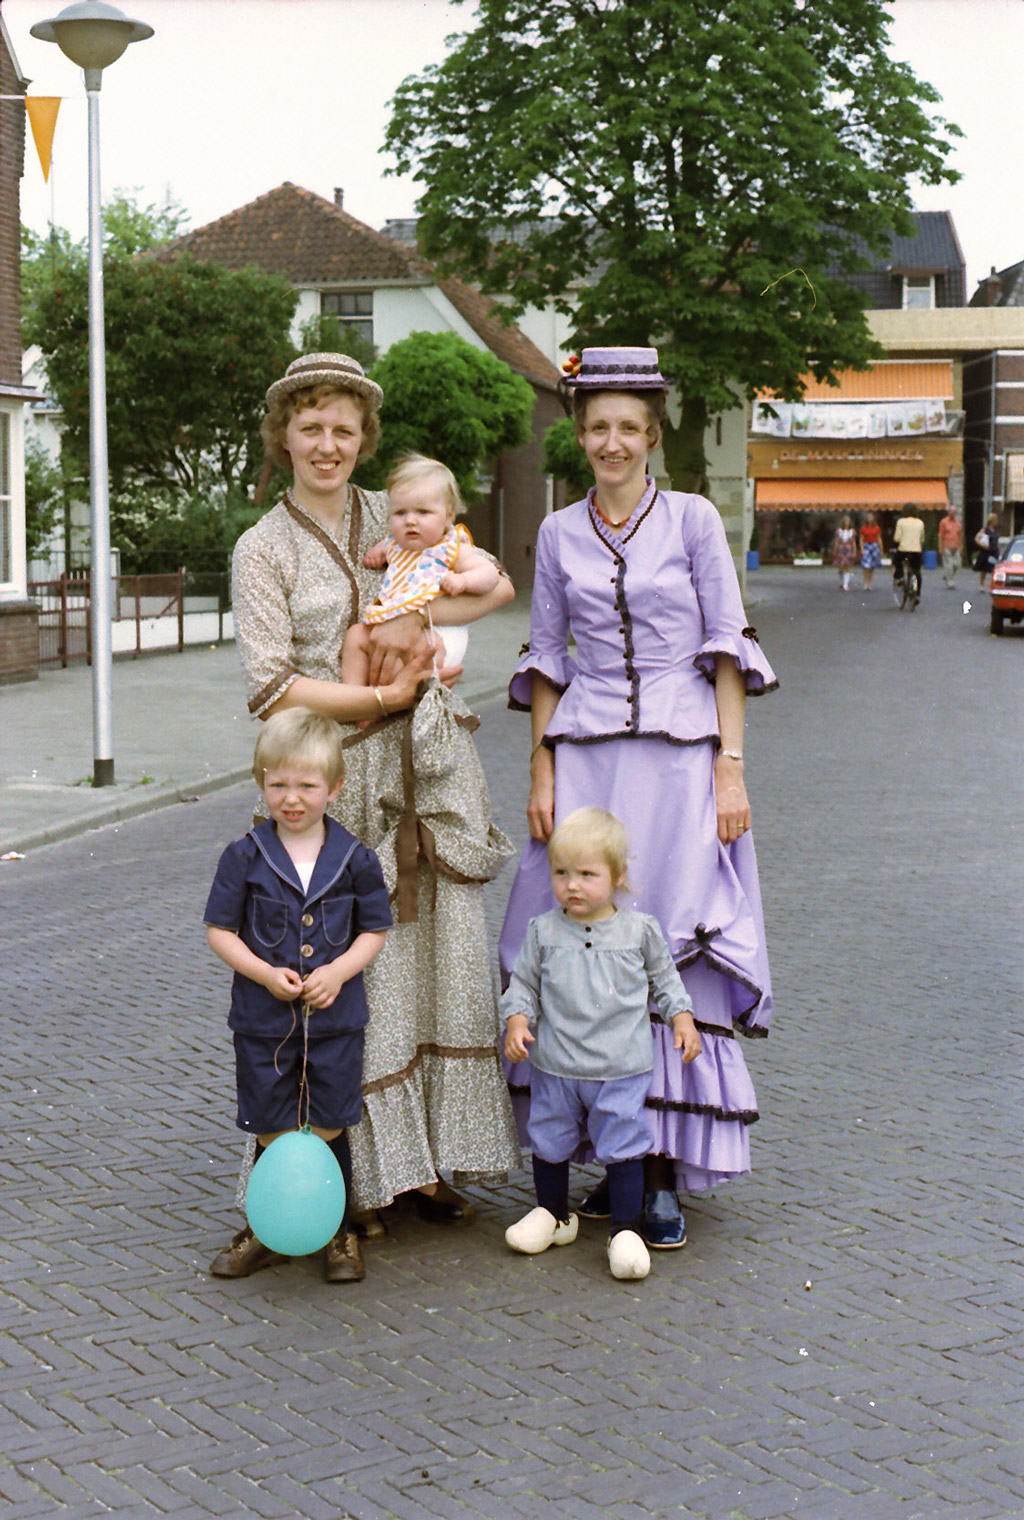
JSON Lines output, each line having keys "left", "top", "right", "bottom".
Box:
{"left": 1, "top": 567, "right": 1022, "bottom": 1519}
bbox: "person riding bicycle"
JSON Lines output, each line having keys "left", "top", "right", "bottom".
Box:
{"left": 891, "top": 505, "right": 926, "bottom": 602}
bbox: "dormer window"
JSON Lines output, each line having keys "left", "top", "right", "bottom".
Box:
{"left": 321, "top": 290, "right": 373, "bottom": 344}
{"left": 902, "top": 274, "right": 935, "bottom": 310}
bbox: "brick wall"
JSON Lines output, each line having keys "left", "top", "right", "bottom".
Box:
{"left": 0, "top": 27, "right": 24, "bottom": 389}
{"left": 0, "top": 599, "right": 39, "bottom": 683}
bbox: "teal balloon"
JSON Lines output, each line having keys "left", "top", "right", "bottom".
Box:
{"left": 245, "top": 1129, "right": 345, "bottom": 1256}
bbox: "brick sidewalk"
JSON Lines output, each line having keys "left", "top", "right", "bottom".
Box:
{"left": 1, "top": 568, "right": 1021, "bottom": 1519}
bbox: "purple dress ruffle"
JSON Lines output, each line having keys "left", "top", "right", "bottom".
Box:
{"left": 499, "top": 483, "right": 777, "bottom": 1194}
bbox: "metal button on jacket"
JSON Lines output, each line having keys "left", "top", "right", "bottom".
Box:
{"left": 301, "top": 943, "right": 314, "bottom": 958}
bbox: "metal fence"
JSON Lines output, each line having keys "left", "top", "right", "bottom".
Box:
{"left": 28, "top": 570, "right": 231, "bottom": 668}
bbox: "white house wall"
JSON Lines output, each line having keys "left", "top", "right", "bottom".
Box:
{"left": 290, "top": 288, "right": 320, "bottom": 344}
{"left": 513, "top": 303, "right": 573, "bottom": 370}
{"left": 374, "top": 287, "right": 484, "bottom": 355}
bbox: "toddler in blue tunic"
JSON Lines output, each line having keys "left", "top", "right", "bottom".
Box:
{"left": 502, "top": 808, "right": 701, "bottom": 1280}
{"left": 204, "top": 708, "right": 392, "bottom": 1283}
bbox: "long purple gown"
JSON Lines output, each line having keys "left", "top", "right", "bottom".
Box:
{"left": 498, "top": 480, "right": 778, "bottom": 1193}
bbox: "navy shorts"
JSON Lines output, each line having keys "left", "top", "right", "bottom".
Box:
{"left": 233, "top": 1027, "right": 365, "bottom": 1134}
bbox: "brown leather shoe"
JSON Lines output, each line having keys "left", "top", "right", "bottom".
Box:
{"left": 209, "top": 1226, "right": 287, "bottom": 1278}
{"left": 324, "top": 1229, "right": 366, "bottom": 1283}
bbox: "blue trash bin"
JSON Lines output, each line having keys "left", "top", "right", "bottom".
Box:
{"left": 923, "top": 549, "right": 937, "bottom": 570}
{"left": 746, "top": 550, "right": 760, "bottom": 571}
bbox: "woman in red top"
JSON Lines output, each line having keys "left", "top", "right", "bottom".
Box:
{"left": 859, "top": 511, "right": 883, "bottom": 590}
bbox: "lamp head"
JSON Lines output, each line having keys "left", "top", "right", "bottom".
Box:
{"left": 30, "top": 2, "right": 152, "bottom": 74}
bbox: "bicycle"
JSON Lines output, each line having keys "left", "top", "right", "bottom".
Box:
{"left": 892, "top": 553, "right": 921, "bottom": 611}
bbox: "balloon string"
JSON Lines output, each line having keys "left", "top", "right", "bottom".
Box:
{"left": 273, "top": 1000, "right": 299, "bottom": 1074}
{"left": 296, "top": 1001, "right": 313, "bottom": 1130}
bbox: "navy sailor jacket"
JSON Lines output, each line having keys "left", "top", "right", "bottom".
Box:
{"left": 204, "top": 818, "right": 392, "bottom": 1039}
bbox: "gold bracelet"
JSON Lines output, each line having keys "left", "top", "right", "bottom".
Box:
{"left": 374, "top": 687, "right": 388, "bottom": 717}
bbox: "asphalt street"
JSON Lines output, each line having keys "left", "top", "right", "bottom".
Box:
{"left": 1, "top": 566, "right": 1021, "bottom": 1520}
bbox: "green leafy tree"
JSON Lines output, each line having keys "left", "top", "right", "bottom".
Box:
{"left": 386, "top": 0, "right": 961, "bottom": 486}
{"left": 356, "top": 330, "right": 535, "bottom": 503}
{"left": 21, "top": 190, "right": 188, "bottom": 338}
{"left": 110, "top": 482, "right": 263, "bottom": 576}
{"left": 28, "top": 255, "right": 295, "bottom": 498}
{"left": 542, "top": 415, "right": 593, "bottom": 500}
{"left": 23, "top": 434, "right": 68, "bottom": 559}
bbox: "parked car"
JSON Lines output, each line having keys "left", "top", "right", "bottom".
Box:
{"left": 990, "top": 535, "right": 1024, "bottom": 635}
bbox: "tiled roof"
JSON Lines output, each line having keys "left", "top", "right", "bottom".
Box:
{"left": 153, "top": 182, "right": 559, "bottom": 389}
{"left": 152, "top": 182, "right": 435, "bottom": 285}
{"left": 969, "top": 260, "right": 1024, "bottom": 308}
{"left": 827, "top": 211, "right": 966, "bottom": 308}
{"left": 439, "top": 278, "right": 559, "bottom": 392}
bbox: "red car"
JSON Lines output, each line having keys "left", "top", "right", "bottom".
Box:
{"left": 990, "top": 535, "right": 1024, "bottom": 635}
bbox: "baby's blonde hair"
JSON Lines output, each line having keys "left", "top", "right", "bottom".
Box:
{"left": 386, "top": 453, "right": 464, "bottom": 523}
{"left": 252, "top": 707, "right": 346, "bottom": 790}
{"left": 547, "top": 807, "right": 629, "bottom": 886}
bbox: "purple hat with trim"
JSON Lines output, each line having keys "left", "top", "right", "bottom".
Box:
{"left": 561, "top": 345, "right": 671, "bottom": 389}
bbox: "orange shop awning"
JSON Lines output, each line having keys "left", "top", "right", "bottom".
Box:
{"left": 755, "top": 360, "right": 954, "bottom": 403}
{"left": 756, "top": 478, "right": 948, "bottom": 511}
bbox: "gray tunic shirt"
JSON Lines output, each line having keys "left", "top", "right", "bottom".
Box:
{"left": 501, "top": 906, "right": 693, "bottom": 1081}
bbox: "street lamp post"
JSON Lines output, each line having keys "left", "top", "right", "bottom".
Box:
{"left": 30, "top": 2, "right": 152, "bottom": 787}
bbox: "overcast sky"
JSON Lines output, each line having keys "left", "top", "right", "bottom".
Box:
{"left": 8, "top": 0, "right": 1024, "bottom": 298}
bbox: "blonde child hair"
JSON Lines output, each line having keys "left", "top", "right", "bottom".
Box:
{"left": 251, "top": 707, "right": 346, "bottom": 789}
{"left": 386, "top": 453, "right": 464, "bottom": 524}
{"left": 547, "top": 806, "right": 630, "bottom": 888}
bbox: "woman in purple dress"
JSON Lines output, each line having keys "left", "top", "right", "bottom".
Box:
{"left": 498, "top": 347, "right": 777, "bottom": 1248}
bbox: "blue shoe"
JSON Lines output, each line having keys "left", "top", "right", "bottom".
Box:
{"left": 576, "top": 1180, "right": 611, "bottom": 1219}
{"left": 642, "top": 1189, "right": 687, "bottom": 1250}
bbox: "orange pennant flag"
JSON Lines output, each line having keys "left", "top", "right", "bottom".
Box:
{"left": 25, "top": 97, "right": 61, "bottom": 182}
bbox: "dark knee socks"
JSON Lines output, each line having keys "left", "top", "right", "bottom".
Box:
{"left": 532, "top": 1155, "right": 571, "bottom": 1222}
{"left": 606, "top": 1158, "right": 644, "bottom": 1238}
{"left": 328, "top": 1132, "right": 353, "bottom": 1230}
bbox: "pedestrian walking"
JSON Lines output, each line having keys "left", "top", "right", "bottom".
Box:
{"left": 498, "top": 345, "right": 776, "bottom": 1252}
{"left": 937, "top": 506, "right": 962, "bottom": 588}
{"left": 502, "top": 809, "right": 701, "bottom": 1281}
{"left": 205, "top": 710, "right": 391, "bottom": 1282}
{"left": 833, "top": 513, "right": 858, "bottom": 590}
{"left": 859, "top": 510, "right": 883, "bottom": 590}
{"left": 974, "top": 514, "right": 1000, "bottom": 588}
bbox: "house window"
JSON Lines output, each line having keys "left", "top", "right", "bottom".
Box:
{"left": 902, "top": 275, "right": 935, "bottom": 310}
{"left": 321, "top": 290, "right": 373, "bottom": 345}
{"left": 0, "top": 410, "right": 11, "bottom": 584}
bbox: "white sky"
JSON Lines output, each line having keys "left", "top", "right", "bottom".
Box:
{"left": 8, "top": 0, "right": 1024, "bottom": 296}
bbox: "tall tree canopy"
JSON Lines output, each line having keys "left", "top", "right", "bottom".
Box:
{"left": 386, "top": 0, "right": 961, "bottom": 484}
{"left": 21, "top": 191, "right": 189, "bottom": 339}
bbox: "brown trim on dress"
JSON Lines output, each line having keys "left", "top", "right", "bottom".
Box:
{"left": 348, "top": 483, "right": 365, "bottom": 572}
{"left": 362, "top": 1041, "right": 501, "bottom": 1097}
{"left": 283, "top": 489, "right": 361, "bottom": 620}
{"left": 248, "top": 665, "right": 298, "bottom": 715}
